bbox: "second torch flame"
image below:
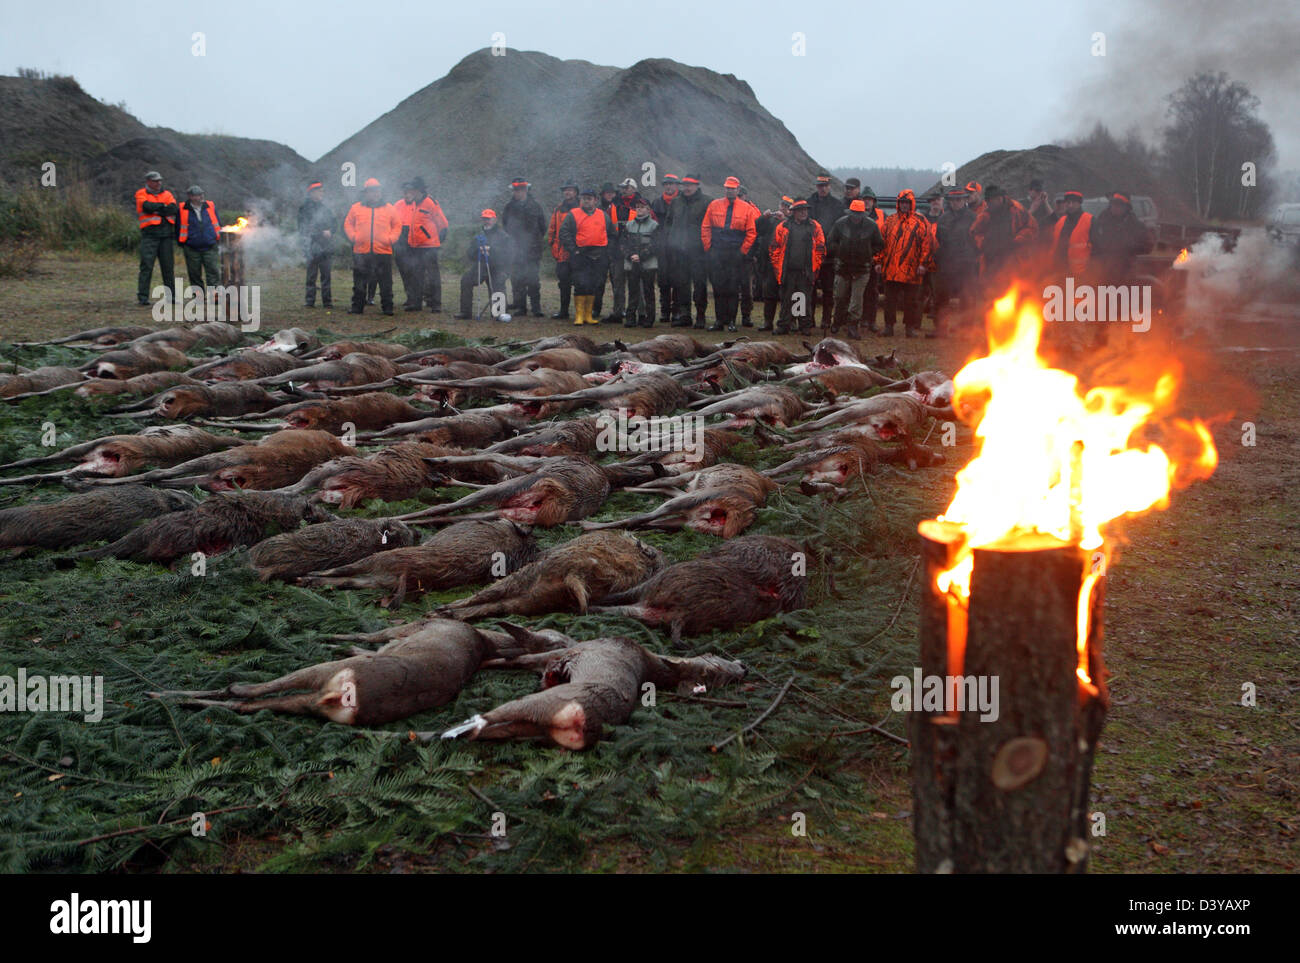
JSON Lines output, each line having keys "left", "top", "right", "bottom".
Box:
{"left": 935, "top": 290, "right": 1218, "bottom": 686}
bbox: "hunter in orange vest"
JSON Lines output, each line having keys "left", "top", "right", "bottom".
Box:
{"left": 135, "top": 170, "right": 178, "bottom": 305}
{"left": 558, "top": 187, "right": 616, "bottom": 324}
{"left": 344, "top": 178, "right": 403, "bottom": 314}
{"left": 176, "top": 185, "right": 222, "bottom": 291}
{"left": 1049, "top": 190, "right": 1092, "bottom": 275}
{"left": 701, "top": 176, "right": 758, "bottom": 331}
{"left": 392, "top": 177, "right": 449, "bottom": 311}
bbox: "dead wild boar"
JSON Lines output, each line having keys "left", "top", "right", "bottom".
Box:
{"left": 0, "top": 367, "right": 83, "bottom": 399}
{"left": 276, "top": 441, "right": 465, "bottom": 508}
{"left": 73, "top": 371, "right": 201, "bottom": 400}
{"left": 594, "top": 534, "right": 808, "bottom": 642}
{"left": 876, "top": 370, "right": 955, "bottom": 409}
{"left": 0, "top": 425, "right": 247, "bottom": 484}
{"left": 217, "top": 393, "right": 432, "bottom": 434}
{"left": 688, "top": 339, "right": 802, "bottom": 370}
{"left": 12, "top": 325, "right": 152, "bottom": 347}
{"left": 72, "top": 490, "right": 330, "bottom": 564}
{"left": 408, "top": 369, "right": 588, "bottom": 420}
{"left": 248, "top": 516, "right": 416, "bottom": 581}
{"left": 584, "top": 464, "right": 777, "bottom": 538}
{"left": 0, "top": 487, "right": 197, "bottom": 552}
{"left": 494, "top": 347, "right": 601, "bottom": 374}
{"left": 107, "top": 320, "right": 241, "bottom": 352}
{"left": 393, "top": 345, "right": 508, "bottom": 366}
{"left": 614, "top": 332, "right": 712, "bottom": 364}
{"left": 363, "top": 407, "right": 523, "bottom": 448}
{"left": 692, "top": 384, "right": 808, "bottom": 428}
{"left": 621, "top": 426, "right": 743, "bottom": 474}
{"left": 253, "top": 328, "right": 319, "bottom": 354}
{"left": 150, "top": 620, "right": 568, "bottom": 726}
{"left": 789, "top": 393, "right": 945, "bottom": 441}
{"left": 76, "top": 430, "right": 349, "bottom": 491}
{"left": 400, "top": 455, "right": 612, "bottom": 527}
{"left": 439, "top": 530, "right": 666, "bottom": 621}
{"left": 81, "top": 342, "right": 191, "bottom": 380}
{"left": 301, "top": 340, "right": 409, "bottom": 361}
{"left": 441, "top": 637, "right": 747, "bottom": 749}
{"left": 118, "top": 382, "right": 280, "bottom": 420}
{"left": 186, "top": 349, "right": 304, "bottom": 382}
{"left": 485, "top": 417, "right": 601, "bottom": 457}
{"left": 765, "top": 433, "right": 944, "bottom": 497}
{"left": 252, "top": 352, "right": 410, "bottom": 390}
{"left": 512, "top": 372, "right": 693, "bottom": 419}
{"left": 298, "top": 518, "right": 538, "bottom": 606}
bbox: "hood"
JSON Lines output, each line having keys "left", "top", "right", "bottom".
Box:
{"left": 896, "top": 189, "right": 916, "bottom": 215}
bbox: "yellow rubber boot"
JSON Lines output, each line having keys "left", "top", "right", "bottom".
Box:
{"left": 586, "top": 296, "right": 600, "bottom": 324}
{"left": 572, "top": 295, "right": 586, "bottom": 325}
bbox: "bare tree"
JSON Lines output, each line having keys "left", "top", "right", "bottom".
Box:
{"left": 1162, "top": 72, "right": 1275, "bottom": 220}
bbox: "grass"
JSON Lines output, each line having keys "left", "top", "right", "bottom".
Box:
{"left": 0, "top": 251, "right": 1295, "bottom": 873}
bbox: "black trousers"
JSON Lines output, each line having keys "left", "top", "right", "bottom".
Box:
{"left": 459, "top": 261, "right": 508, "bottom": 317}
{"left": 351, "top": 253, "right": 393, "bottom": 312}
{"left": 814, "top": 259, "right": 836, "bottom": 325}
{"left": 708, "top": 246, "right": 744, "bottom": 326}
{"left": 658, "top": 248, "right": 675, "bottom": 320}
{"left": 305, "top": 251, "right": 331, "bottom": 305}
{"left": 626, "top": 263, "right": 658, "bottom": 325}
{"left": 779, "top": 267, "right": 815, "bottom": 332}
{"left": 740, "top": 255, "right": 755, "bottom": 319}
{"left": 860, "top": 269, "right": 880, "bottom": 330}
{"left": 510, "top": 253, "right": 541, "bottom": 312}
{"left": 396, "top": 247, "right": 440, "bottom": 309}
{"left": 570, "top": 250, "right": 607, "bottom": 297}
{"left": 555, "top": 259, "right": 572, "bottom": 317}
{"left": 882, "top": 280, "right": 923, "bottom": 332}
{"left": 669, "top": 248, "right": 708, "bottom": 321}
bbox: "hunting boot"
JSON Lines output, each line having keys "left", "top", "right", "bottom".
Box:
{"left": 529, "top": 285, "right": 545, "bottom": 317}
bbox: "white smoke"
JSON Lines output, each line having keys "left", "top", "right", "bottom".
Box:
{"left": 1173, "top": 228, "right": 1299, "bottom": 325}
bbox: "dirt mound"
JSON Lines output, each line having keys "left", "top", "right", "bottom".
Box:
{"left": 927, "top": 143, "right": 1204, "bottom": 225}
{"left": 315, "top": 49, "right": 836, "bottom": 221}
{"left": 0, "top": 74, "right": 309, "bottom": 210}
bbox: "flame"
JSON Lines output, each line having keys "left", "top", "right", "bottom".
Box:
{"left": 1173, "top": 248, "right": 1190, "bottom": 268}
{"left": 933, "top": 288, "right": 1218, "bottom": 685}
{"left": 221, "top": 216, "right": 250, "bottom": 234}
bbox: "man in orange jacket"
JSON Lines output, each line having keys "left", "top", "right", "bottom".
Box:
{"left": 769, "top": 199, "right": 825, "bottom": 336}
{"left": 970, "top": 184, "right": 1038, "bottom": 293}
{"left": 701, "top": 176, "right": 758, "bottom": 331}
{"left": 344, "top": 177, "right": 402, "bottom": 315}
{"left": 880, "top": 189, "right": 935, "bottom": 337}
{"left": 135, "top": 170, "right": 178, "bottom": 306}
{"left": 393, "top": 177, "right": 448, "bottom": 312}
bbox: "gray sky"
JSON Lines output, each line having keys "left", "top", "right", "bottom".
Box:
{"left": 4, "top": 0, "right": 1296, "bottom": 169}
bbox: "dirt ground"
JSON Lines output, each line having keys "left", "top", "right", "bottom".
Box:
{"left": 0, "top": 251, "right": 1295, "bottom": 873}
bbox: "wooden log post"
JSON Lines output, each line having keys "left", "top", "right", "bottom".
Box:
{"left": 910, "top": 520, "right": 1109, "bottom": 873}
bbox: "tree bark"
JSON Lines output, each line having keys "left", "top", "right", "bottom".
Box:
{"left": 910, "top": 521, "right": 1109, "bottom": 873}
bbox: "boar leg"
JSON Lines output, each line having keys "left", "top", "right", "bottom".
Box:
{"left": 443, "top": 687, "right": 595, "bottom": 749}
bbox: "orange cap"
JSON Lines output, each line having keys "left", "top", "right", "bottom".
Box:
{"left": 849, "top": 199, "right": 866, "bottom": 212}
{"left": 363, "top": 177, "right": 380, "bottom": 188}
{"left": 480, "top": 209, "right": 497, "bottom": 218}
{"left": 723, "top": 176, "right": 740, "bottom": 189}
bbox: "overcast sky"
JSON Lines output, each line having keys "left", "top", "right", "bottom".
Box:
{"left": 4, "top": 0, "right": 1296, "bottom": 169}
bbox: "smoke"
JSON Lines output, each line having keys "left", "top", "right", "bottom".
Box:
{"left": 1173, "top": 229, "right": 1300, "bottom": 325}
{"left": 1072, "top": 0, "right": 1300, "bottom": 166}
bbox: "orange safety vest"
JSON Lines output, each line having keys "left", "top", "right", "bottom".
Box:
{"left": 1052, "top": 211, "right": 1093, "bottom": 273}
{"left": 176, "top": 200, "right": 219, "bottom": 243}
{"left": 701, "top": 196, "right": 758, "bottom": 254}
{"left": 571, "top": 206, "right": 609, "bottom": 248}
{"left": 344, "top": 202, "right": 403, "bottom": 254}
{"left": 135, "top": 188, "right": 177, "bottom": 229}
{"left": 394, "top": 197, "right": 448, "bottom": 249}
